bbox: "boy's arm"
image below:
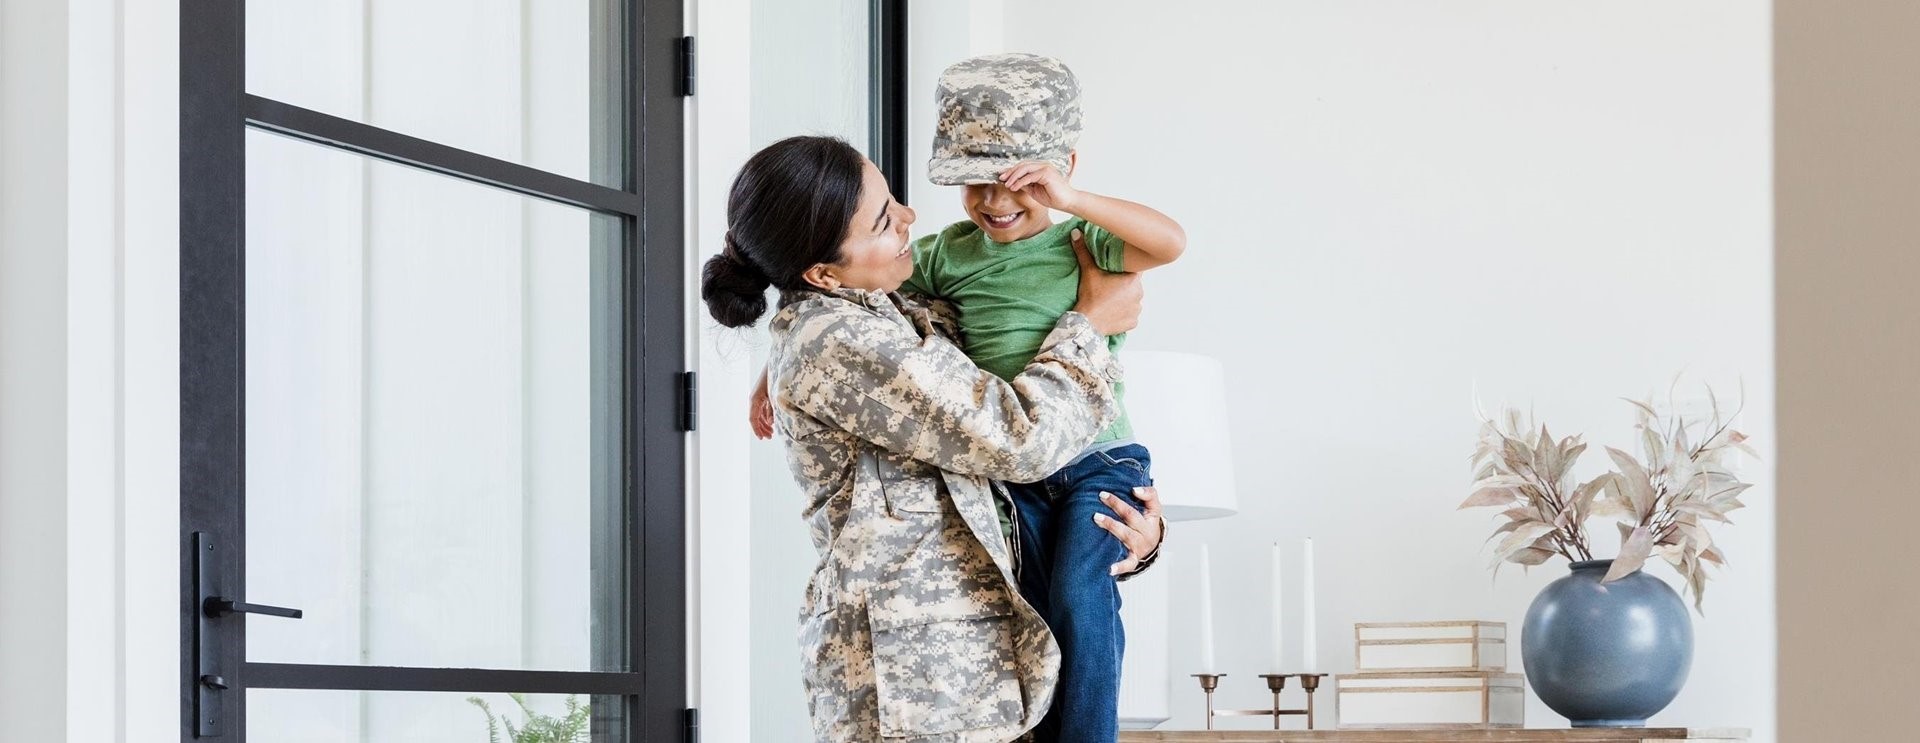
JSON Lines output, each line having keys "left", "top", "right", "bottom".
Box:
{"left": 1066, "top": 192, "right": 1187, "bottom": 272}
{"left": 1000, "top": 160, "right": 1187, "bottom": 272}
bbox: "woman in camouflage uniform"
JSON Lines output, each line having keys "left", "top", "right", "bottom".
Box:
{"left": 702, "top": 136, "right": 1165, "bottom": 742}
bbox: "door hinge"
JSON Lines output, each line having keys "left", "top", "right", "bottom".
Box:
{"left": 678, "top": 371, "right": 697, "bottom": 432}
{"left": 683, "top": 708, "right": 699, "bottom": 743}
{"left": 678, "top": 36, "right": 696, "bottom": 97}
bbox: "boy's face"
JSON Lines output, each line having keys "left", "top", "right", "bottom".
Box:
{"left": 963, "top": 182, "right": 1051, "bottom": 243}
{"left": 962, "top": 158, "right": 1073, "bottom": 243}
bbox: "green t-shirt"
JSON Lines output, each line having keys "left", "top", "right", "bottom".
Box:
{"left": 901, "top": 217, "right": 1132, "bottom": 443}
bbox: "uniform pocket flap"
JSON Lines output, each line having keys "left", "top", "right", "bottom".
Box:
{"left": 865, "top": 575, "right": 1015, "bottom": 633}
{"left": 873, "top": 453, "right": 945, "bottom": 515}
{"left": 800, "top": 561, "right": 838, "bottom": 618}
{"left": 869, "top": 602, "right": 1024, "bottom": 737}
{"left": 881, "top": 478, "right": 944, "bottom": 515}
{"left": 778, "top": 410, "right": 829, "bottom": 440}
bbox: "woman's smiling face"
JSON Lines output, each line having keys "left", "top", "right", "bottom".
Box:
{"left": 822, "top": 160, "right": 917, "bottom": 292}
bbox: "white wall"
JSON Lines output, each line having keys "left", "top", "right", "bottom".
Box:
{"left": 741, "top": 0, "right": 873, "bottom": 737}
{"left": 1, "top": 0, "right": 181, "bottom": 740}
{"left": 964, "top": 0, "right": 1776, "bottom": 737}
{"left": 690, "top": 0, "right": 758, "bottom": 740}
{"left": 751, "top": 1, "right": 1777, "bottom": 736}
{"left": 1, "top": 0, "right": 71, "bottom": 738}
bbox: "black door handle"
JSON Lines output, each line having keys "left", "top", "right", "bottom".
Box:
{"left": 203, "top": 597, "right": 303, "bottom": 619}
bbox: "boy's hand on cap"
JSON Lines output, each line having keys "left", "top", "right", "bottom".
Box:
{"left": 1001, "top": 160, "right": 1081, "bottom": 213}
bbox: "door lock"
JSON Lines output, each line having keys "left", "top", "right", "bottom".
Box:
{"left": 193, "top": 532, "right": 302, "bottom": 737}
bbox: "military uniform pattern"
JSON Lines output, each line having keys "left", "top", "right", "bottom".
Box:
{"left": 768, "top": 287, "right": 1123, "bottom": 742}
{"left": 928, "top": 53, "right": 1082, "bottom": 186}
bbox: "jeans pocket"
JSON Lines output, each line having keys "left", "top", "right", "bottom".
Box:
{"left": 1095, "top": 449, "right": 1152, "bottom": 480}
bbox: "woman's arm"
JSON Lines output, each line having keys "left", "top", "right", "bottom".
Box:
{"left": 787, "top": 309, "right": 1118, "bottom": 483}
{"left": 783, "top": 234, "right": 1142, "bottom": 482}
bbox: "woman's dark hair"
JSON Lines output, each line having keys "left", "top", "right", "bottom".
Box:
{"left": 701, "top": 135, "right": 867, "bottom": 328}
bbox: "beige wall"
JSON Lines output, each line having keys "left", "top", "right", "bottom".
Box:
{"left": 1776, "top": 1, "right": 1920, "bottom": 738}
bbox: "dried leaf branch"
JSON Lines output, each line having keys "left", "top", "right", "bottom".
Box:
{"left": 1462, "top": 383, "right": 1756, "bottom": 613}
{"left": 1592, "top": 385, "right": 1754, "bottom": 613}
{"left": 1463, "top": 412, "right": 1610, "bottom": 570}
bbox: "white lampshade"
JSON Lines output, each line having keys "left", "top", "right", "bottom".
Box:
{"left": 1122, "top": 351, "right": 1238, "bottom": 522}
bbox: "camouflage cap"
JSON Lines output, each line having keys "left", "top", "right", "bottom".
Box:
{"left": 928, "top": 53, "right": 1082, "bottom": 186}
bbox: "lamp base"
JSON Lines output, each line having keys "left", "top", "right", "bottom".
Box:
{"left": 1119, "top": 716, "right": 1169, "bottom": 730}
{"left": 1117, "top": 561, "right": 1171, "bottom": 729}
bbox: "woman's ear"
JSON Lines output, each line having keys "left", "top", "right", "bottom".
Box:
{"left": 800, "top": 263, "right": 841, "bottom": 292}
{"left": 1066, "top": 150, "right": 1078, "bottom": 178}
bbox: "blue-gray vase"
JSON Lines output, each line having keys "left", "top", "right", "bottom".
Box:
{"left": 1521, "top": 559, "right": 1693, "bottom": 727}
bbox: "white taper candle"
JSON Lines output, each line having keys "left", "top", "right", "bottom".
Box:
{"left": 1270, "top": 543, "right": 1285, "bottom": 671}
{"left": 1302, "top": 537, "right": 1318, "bottom": 672}
{"left": 1199, "top": 544, "right": 1217, "bottom": 674}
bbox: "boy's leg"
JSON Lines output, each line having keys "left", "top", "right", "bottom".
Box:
{"left": 1044, "top": 445, "right": 1153, "bottom": 743}
{"left": 1005, "top": 479, "right": 1060, "bottom": 743}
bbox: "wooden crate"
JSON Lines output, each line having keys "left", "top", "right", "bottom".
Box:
{"left": 1335, "top": 671, "right": 1524, "bottom": 729}
{"left": 1354, "top": 621, "right": 1506, "bottom": 673}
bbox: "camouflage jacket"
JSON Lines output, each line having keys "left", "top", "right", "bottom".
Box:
{"left": 768, "top": 287, "right": 1122, "bottom": 742}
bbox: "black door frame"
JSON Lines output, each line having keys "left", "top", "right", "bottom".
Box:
{"left": 178, "top": 0, "right": 686, "bottom": 739}
{"left": 869, "top": 0, "right": 909, "bottom": 204}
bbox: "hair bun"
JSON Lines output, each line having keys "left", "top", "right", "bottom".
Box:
{"left": 701, "top": 243, "right": 772, "bottom": 328}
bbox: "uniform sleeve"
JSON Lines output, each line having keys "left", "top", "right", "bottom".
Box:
{"left": 893, "top": 292, "right": 965, "bottom": 344}
{"left": 782, "top": 309, "right": 1121, "bottom": 483}
{"left": 1080, "top": 220, "right": 1129, "bottom": 274}
{"left": 898, "top": 233, "right": 942, "bottom": 298}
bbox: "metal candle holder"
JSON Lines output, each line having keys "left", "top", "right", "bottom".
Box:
{"left": 1189, "top": 673, "right": 1328, "bottom": 730}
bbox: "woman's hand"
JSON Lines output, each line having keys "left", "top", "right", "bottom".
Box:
{"left": 1094, "top": 486, "right": 1166, "bottom": 576}
{"left": 748, "top": 369, "right": 774, "bottom": 440}
{"left": 1070, "top": 229, "right": 1144, "bottom": 335}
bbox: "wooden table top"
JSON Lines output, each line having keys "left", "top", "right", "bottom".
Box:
{"left": 1118, "top": 729, "right": 1749, "bottom": 742}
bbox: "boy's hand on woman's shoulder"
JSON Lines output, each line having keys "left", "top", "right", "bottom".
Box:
{"left": 1000, "top": 160, "right": 1082, "bottom": 213}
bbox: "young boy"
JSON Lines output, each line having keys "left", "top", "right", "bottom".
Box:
{"left": 900, "top": 52, "right": 1184, "bottom": 743}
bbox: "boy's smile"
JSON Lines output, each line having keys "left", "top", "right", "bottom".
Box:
{"left": 965, "top": 183, "right": 1054, "bottom": 243}
{"left": 980, "top": 210, "right": 1024, "bottom": 230}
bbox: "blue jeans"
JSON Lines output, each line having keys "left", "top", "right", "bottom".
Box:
{"left": 1007, "top": 443, "right": 1153, "bottom": 743}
